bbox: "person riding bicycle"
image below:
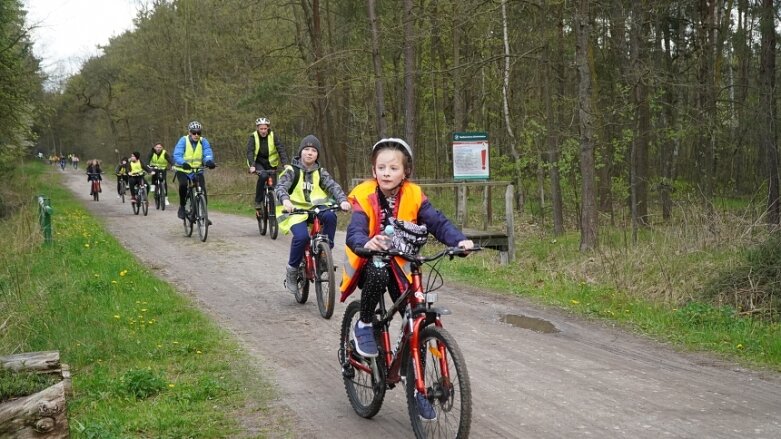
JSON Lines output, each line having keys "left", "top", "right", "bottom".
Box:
{"left": 340, "top": 138, "right": 474, "bottom": 360}
{"left": 86, "top": 159, "right": 103, "bottom": 196}
{"left": 115, "top": 157, "right": 129, "bottom": 198}
{"left": 173, "top": 121, "right": 216, "bottom": 220}
{"left": 125, "top": 151, "right": 152, "bottom": 203}
{"left": 275, "top": 134, "right": 351, "bottom": 295}
{"left": 247, "top": 117, "right": 289, "bottom": 209}
{"left": 147, "top": 142, "right": 173, "bottom": 206}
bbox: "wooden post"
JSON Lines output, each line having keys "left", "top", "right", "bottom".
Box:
{"left": 505, "top": 184, "right": 515, "bottom": 263}
{"left": 0, "top": 351, "right": 70, "bottom": 438}
{"left": 456, "top": 184, "right": 467, "bottom": 228}
{"left": 483, "top": 185, "right": 492, "bottom": 230}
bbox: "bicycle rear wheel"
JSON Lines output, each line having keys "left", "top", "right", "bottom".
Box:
{"left": 294, "top": 260, "right": 309, "bottom": 304}
{"left": 314, "top": 241, "right": 335, "bottom": 319}
{"left": 339, "top": 300, "right": 386, "bottom": 418}
{"left": 405, "top": 326, "right": 471, "bottom": 439}
{"left": 120, "top": 182, "right": 125, "bottom": 203}
{"left": 267, "top": 191, "right": 278, "bottom": 240}
{"left": 196, "top": 194, "right": 208, "bottom": 242}
{"left": 154, "top": 184, "right": 161, "bottom": 210}
{"left": 92, "top": 181, "right": 99, "bottom": 201}
{"left": 160, "top": 184, "right": 166, "bottom": 211}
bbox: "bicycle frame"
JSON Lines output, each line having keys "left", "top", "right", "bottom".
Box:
{"left": 303, "top": 215, "right": 327, "bottom": 281}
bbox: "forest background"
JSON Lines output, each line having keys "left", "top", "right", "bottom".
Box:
{"left": 2, "top": 0, "right": 781, "bottom": 323}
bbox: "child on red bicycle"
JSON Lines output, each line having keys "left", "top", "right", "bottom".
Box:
{"left": 276, "top": 134, "right": 351, "bottom": 295}
{"left": 340, "top": 138, "right": 473, "bottom": 358}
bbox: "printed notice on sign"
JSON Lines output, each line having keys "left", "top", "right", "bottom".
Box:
{"left": 452, "top": 133, "right": 489, "bottom": 180}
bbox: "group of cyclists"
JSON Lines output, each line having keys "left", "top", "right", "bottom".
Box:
{"left": 80, "top": 116, "right": 476, "bottom": 422}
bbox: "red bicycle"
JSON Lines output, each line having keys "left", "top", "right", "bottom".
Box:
{"left": 287, "top": 205, "right": 340, "bottom": 319}
{"left": 87, "top": 173, "right": 102, "bottom": 201}
{"left": 338, "top": 246, "right": 480, "bottom": 438}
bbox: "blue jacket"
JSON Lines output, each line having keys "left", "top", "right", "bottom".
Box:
{"left": 173, "top": 134, "right": 214, "bottom": 167}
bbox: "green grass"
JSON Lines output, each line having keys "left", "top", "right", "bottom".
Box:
{"left": 0, "top": 162, "right": 292, "bottom": 438}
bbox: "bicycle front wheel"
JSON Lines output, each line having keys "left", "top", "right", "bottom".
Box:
{"left": 339, "top": 300, "right": 386, "bottom": 418}
{"left": 154, "top": 185, "right": 161, "bottom": 210}
{"left": 141, "top": 191, "right": 149, "bottom": 216}
{"left": 294, "top": 260, "right": 309, "bottom": 304}
{"left": 196, "top": 194, "right": 208, "bottom": 242}
{"left": 267, "top": 191, "right": 278, "bottom": 240}
{"left": 120, "top": 183, "right": 125, "bottom": 203}
{"left": 132, "top": 192, "right": 140, "bottom": 215}
{"left": 405, "top": 326, "right": 472, "bottom": 439}
{"left": 314, "top": 241, "right": 335, "bottom": 319}
{"left": 183, "top": 197, "right": 194, "bottom": 237}
{"left": 257, "top": 205, "right": 268, "bottom": 236}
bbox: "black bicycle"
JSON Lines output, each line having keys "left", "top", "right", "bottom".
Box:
{"left": 131, "top": 177, "right": 149, "bottom": 216}
{"left": 150, "top": 167, "right": 167, "bottom": 211}
{"left": 254, "top": 169, "right": 278, "bottom": 239}
{"left": 183, "top": 168, "right": 209, "bottom": 242}
{"left": 116, "top": 174, "right": 127, "bottom": 203}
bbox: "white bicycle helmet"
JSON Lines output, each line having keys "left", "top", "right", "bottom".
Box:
{"left": 255, "top": 117, "right": 270, "bottom": 126}
{"left": 372, "top": 138, "right": 413, "bottom": 177}
{"left": 188, "top": 121, "right": 202, "bottom": 132}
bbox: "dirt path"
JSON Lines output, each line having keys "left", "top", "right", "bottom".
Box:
{"left": 64, "top": 169, "right": 781, "bottom": 438}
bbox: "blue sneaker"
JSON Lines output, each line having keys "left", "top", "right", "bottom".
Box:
{"left": 353, "top": 321, "right": 378, "bottom": 358}
{"left": 415, "top": 391, "right": 437, "bottom": 421}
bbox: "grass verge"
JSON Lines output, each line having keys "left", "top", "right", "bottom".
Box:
{"left": 0, "top": 162, "right": 293, "bottom": 438}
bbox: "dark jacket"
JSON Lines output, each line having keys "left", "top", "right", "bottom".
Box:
{"left": 246, "top": 130, "right": 289, "bottom": 170}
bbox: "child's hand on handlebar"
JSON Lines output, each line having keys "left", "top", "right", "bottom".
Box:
{"left": 457, "top": 240, "right": 475, "bottom": 251}
{"left": 340, "top": 201, "right": 351, "bottom": 212}
{"left": 283, "top": 199, "right": 295, "bottom": 213}
{"left": 366, "top": 233, "right": 391, "bottom": 251}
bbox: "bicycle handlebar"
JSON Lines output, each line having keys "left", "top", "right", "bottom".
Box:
{"left": 287, "top": 204, "right": 343, "bottom": 216}
{"left": 353, "top": 245, "right": 482, "bottom": 263}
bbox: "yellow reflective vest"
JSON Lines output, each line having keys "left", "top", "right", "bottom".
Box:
{"left": 150, "top": 150, "right": 168, "bottom": 168}
{"left": 173, "top": 138, "right": 203, "bottom": 173}
{"left": 129, "top": 160, "right": 145, "bottom": 176}
{"left": 339, "top": 180, "right": 423, "bottom": 302}
{"left": 250, "top": 131, "right": 280, "bottom": 167}
{"left": 275, "top": 166, "right": 331, "bottom": 234}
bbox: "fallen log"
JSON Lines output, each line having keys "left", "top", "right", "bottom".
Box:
{"left": 0, "top": 351, "right": 70, "bottom": 438}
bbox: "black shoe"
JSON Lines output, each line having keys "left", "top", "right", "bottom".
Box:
{"left": 178, "top": 206, "right": 185, "bottom": 219}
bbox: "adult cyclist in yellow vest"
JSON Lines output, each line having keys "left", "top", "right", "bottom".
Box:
{"left": 275, "top": 134, "right": 351, "bottom": 295}
{"left": 147, "top": 142, "right": 173, "bottom": 206}
{"left": 247, "top": 117, "right": 289, "bottom": 208}
{"left": 173, "top": 121, "right": 216, "bottom": 220}
{"left": 126, "top": 151, "right": 152, "bottom": 203}
{"left": 340, "top": 138, "right": 473, "bottom": 376}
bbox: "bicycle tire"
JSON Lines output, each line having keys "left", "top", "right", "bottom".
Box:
{"left": 183, "top": 196, "right": 194, "bottom": 237}
{"left": 257, "top": 206, "right": 268, "bottom": 236}
{"left": 92, "top": 181, "right": 99, "bottom": 201}
{"left": 339, "top": 300, "right": 386, "bottom": 418}
{"left": 141, "top": 191, "right": 149, "bottom": 216}
{"left": 267, "top": 191, "right": 278, "bottom": 239}
{"left": 196, "top": 194, "right": 208, "bottom": 242}
{"left": 294, "top": 260, "right": 309, "bottom": 304}
{"left": 314, "top": 241, "right": 335, "bottom": 319}
{"left": 120, "top": 182, "right": 125, "bottom": 203}
{"left": 132, "top": 189, "right": 140, "bottom": 215}
{"left": 160, "top": 184, "right": 166, "bottom": 211}
{"left": 154, "top": 186, "right": 161, "bottom": 210}
{"left": 406, "top": 326, "right": 472, "bottom": 439}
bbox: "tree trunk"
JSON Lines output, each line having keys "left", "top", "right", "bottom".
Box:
{"left": 759, "top": 0, "right": 779, "bottom": 224}
{"left": 500, "top": 0, "right": 524, "bottom": 214}
{"left": 367, "top": 0, "right": 387, "bottom": 138}
{"left": 630, "top": 0, "right": 650, "bottom": 238}
{"left": 576, "top": 0, "right": 598, "bottom": 251}
{"left": 403, "top": 0, "right": 416, "bottom": 149}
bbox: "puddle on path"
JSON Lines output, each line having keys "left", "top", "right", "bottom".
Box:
{"left": 500, "top": 314, "right": 559, "bottom": 333}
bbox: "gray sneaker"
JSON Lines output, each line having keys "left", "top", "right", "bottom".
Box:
{"left": 285, "top": 265, "right": 299, "bottom": 294}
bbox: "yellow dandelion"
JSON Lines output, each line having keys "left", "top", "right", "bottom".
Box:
{"left": 736, "top": 344, "right": 744, "bottom": 350}
{"left": 94, "top": 274, "right": 99, "bottom": 278}
{"left": 148, "top": 321, "right": 154, "bottom": 324}
{"left": 168, "top": 384, "right": 175, "bottom": 388}
{"left": 141, "top": 308, "right": 147, "bottom": 312}
{"left": 157, "top": 344, "right": 162, "bottom": 348}
{"left": 570, "top": 299, "right": 580, "bottom": 305}
{"left": 113, "top": 315, "right": 120, "bottom": 319}
{"left": 173, "top": 341, "right": 179, "bottom": 344}
{"left": 196, "top": 350, "right": 202, "bottom": 354}
{"left": 119, "top": 270, "right": 128, "bottom": 277}
{"left": 111, "top": 280, "right": 118, "bottom": 284}
{"left": 84, "top": 243, "right": 90, "bottom": 248}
